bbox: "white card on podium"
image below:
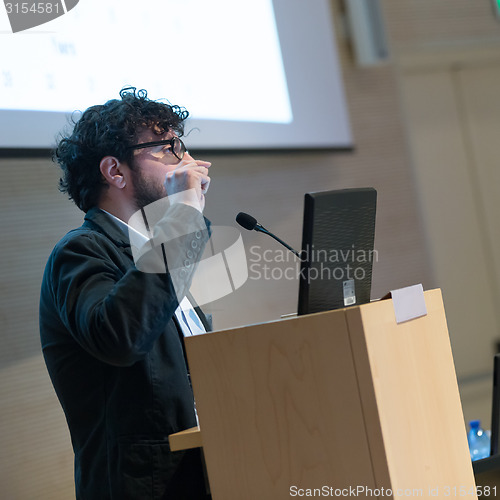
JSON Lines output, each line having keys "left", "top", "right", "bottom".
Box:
{"left": 391, "top": 284, "right": 427, "bottom": 324}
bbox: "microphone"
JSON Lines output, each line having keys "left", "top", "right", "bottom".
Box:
{"left": 236, "top": 212, "right": 301, "bottom": 259}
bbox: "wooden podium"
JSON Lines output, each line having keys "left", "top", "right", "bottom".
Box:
{"left": 172, "top": 289, "right": 477, "bottom": 499}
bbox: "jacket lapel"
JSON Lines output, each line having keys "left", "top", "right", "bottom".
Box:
{"left": 84, "top": 208, "right": 212, "bottom": 331}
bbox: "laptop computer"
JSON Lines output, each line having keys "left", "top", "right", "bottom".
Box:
{"left": 297, "top": 188, "right": 377, "bottom": 315}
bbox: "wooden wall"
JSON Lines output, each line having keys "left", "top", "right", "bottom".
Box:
{"left": 386, "top": 0, "right": 500, "bottom": 426}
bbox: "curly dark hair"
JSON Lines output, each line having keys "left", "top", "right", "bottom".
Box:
{"left": 55, "top": 87, "right": 189, "bottom": 212}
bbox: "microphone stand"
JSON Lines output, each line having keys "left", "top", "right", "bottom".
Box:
{"left": 255, "top": 224, "right": 302, "bottom": 259}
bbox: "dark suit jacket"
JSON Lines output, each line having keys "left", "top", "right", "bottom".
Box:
{"left": 39, "top": 206, "right": 210, "bottom": 500}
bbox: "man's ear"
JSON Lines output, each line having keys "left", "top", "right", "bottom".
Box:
{"left": 99, "top": 156, "right": 127, "bottom": 189}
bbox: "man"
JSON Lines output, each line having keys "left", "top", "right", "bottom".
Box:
{"left": 39, "top": 87, "right": 212, "bottom": 499}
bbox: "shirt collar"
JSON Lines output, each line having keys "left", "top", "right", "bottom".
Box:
{"left": 100, "top": 209, "right": 150, "bottom": 247}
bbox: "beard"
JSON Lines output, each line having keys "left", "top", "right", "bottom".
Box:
{"left": 130, "top": 164, "right": 166, "bottom": 210}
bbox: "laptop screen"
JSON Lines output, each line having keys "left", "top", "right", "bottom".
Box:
{"left": 297, "top": 188, "right": 377, "bottom": 315}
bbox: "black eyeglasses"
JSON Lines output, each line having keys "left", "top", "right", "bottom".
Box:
{"left": 127, "top": 137, "right": 186, "bottom": 162}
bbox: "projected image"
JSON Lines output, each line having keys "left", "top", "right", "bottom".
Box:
{"left": 0, "top": 0, "right": 292, "bottom": 124}
{"left": 0, "top": 0, "right": 351, "bottom": 149}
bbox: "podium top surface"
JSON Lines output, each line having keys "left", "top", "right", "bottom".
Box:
{"left": 195, "top": 288, "right": 441, "bottom": 339}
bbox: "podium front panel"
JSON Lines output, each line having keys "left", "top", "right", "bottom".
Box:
{"left": 185, "top": 310, "right": 378, "bottom": 499}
